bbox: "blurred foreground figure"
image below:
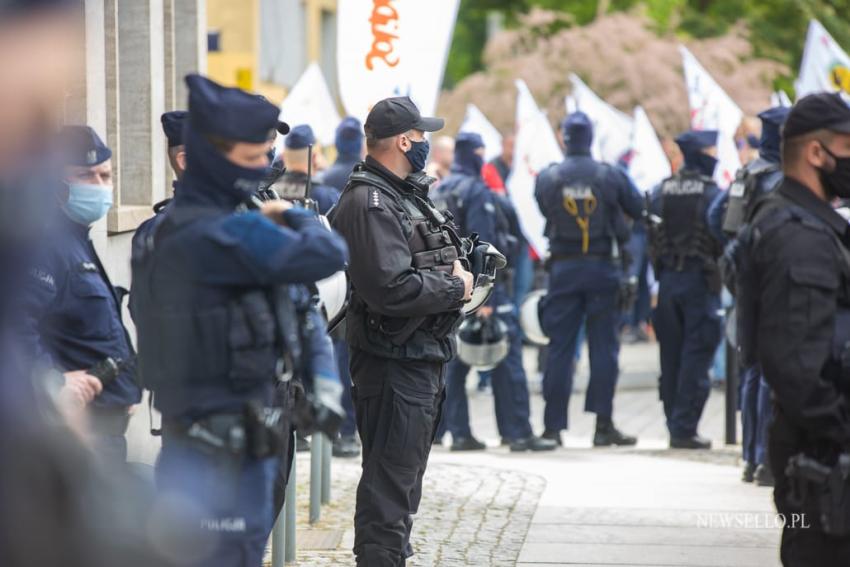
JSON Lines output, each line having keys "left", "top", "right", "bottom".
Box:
{"left": 535, "top": 112, "right": 643, "bottom": 447}
{"left": 649, "top": 130, "right": 723, "bottom": 450}
{"left": 738, "top": 93, "right": 850, "bottom": 566}
{"left": 130, "top": 75, "right": 347, "bottom": 567}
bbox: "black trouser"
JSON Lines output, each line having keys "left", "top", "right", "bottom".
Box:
{"left": 769, "top": 409, "right": 850, "bottom": 566}
{"left": 272, "top": 382, "right": 295, "bottom": 521}
{"left": 349, "top": 348, "right": 445, "bottom": 567}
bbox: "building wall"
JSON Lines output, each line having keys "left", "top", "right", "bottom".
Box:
{"left": 206, "top": 0, "right": 259, "bottom": 91}
{"left": 66, "top": 0, "right": 206, "bottom": 464}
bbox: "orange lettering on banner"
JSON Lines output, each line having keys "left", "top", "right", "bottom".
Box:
{"left": 365, "top": 0, "right": 400, "bottom": 71}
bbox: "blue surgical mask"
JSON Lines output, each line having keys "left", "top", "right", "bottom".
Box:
{"left": 63, "top": 183, "right": 113, "bottom": 225}
{"left": 405, "top": 139, "right": 430, "bottom": 172}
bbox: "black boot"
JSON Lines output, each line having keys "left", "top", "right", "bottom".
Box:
{"left": 741, "top": 461, "right": 756, "bottom": 483}
{"left": 669, "top": 435, "right": 712, "bottom": 449}
{"left": 450, "top": 436, "right": 487, "bottom": 452}
{"left": 754, "top": 463, "right": 775, "bottom": 487}
{"left": 510, "top": 435, "right": 558, "bottom": 452}
{"left": 593, "top": 416, "right": 637, "bottom": 447}
{"left": 541, "top": 429, "right": 563, "bottom": 446}
{"left": 332, "top": 435, "right": 360, "bottom": 458}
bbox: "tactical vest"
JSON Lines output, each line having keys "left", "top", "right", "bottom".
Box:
{"left": 540, "top": 163, "right": 622, "bottom": 256}
{"left": 652, "top": 171, "right": 719, "bottom": 271}
{"left": 334, "top": 165, "right": 465, "bottom": 360}
{"left": 130, "top": 206, "right": 292, "bottom": 393}
{"left": 736, "top": 196, "right": 850, "bottom": 373}
{"left": 722, "top": 159, "right": 781, "bottom": 237}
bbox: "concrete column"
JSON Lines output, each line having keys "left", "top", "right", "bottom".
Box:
{"left": 105, "top": 0, "right": 121, "bottom": 208}
{"left": 174, "top": 0, "right": 207, "bottom": 108}
{"left": 112, "top": 0, "right": 166, "bottom": 232}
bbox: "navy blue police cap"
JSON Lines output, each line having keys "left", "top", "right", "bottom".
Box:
{"left": 161, "top": 110, "right": 188, "bottom": 148}
{"left": 561, "top": 111, "right": 594, "bottom": 150}
{"left": 185, "top": 74, "right": 289, "bottom": 143}
{"left": 674, "top": 130, "right": 718, "bottom": 154}
{"left": 285, "top": 124, "right": 316, "bottom": 149}
{"left": 455, "top": 132, "right": 485, "bottom": 150}
{"left": 757, "top": 106, "right": 790, "bottom": 147}
{"left": 336, "top": 116, "right": 363, "bottom": 140}
{"left": 58, "top": 125, "right": 112, "bottom": 167}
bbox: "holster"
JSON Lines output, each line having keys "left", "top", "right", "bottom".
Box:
{"left": 786, "top": 453, "right": 850, "bottom": 536}
{"left": 165, "top": 402, "right": 287, "bottom": 460}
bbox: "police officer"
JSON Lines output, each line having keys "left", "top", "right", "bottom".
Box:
{"left": 330, "top": 96, "right": 473, "bottom": 567}
{"left": 270, "top": 123, "right": 360, "bottom": 458}
{"left": 271, "top": 124, "right": 339, "bottom": 214}
{"left": 434, "top": 132, "right": 556, "bottom": 452}
{"left": 323, "top": 116, "right": 364, "bottom": 192}
{"left": 24, "top": 125, "right": 141, "bottom": 463}
{"left": 535, "top": 111, "right": 643, "bottom": 447}
{"left": 649, "top": 130, "right": 723, "bottom": 449}
{"left": 707, "top": 107, "right": 789, "bottom": 243}
{"left": 130, "top": 75, "right": 348, "bottom": 567}
{"left": 742, "top": 93, "right": 850, "bottom": 566}
{"left": 160, "top": 110, "right": 188, "bottom": 193}
{"left": 708, "top": 107, "right": 789, "bottom": 483}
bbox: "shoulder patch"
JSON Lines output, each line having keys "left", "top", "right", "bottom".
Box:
{"left": 368, "top": 188, "right": 383, "bottom": 211}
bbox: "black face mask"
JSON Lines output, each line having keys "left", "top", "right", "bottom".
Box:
{"left": 818, "top": 143, "right": 850, "bottom": 199}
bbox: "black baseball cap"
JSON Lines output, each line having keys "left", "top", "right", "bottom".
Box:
{"left": 364, "top": 96, "right": 444, "bottom": 139}
{"left": 783, "top": 92, "right": 850, "bottom": 141}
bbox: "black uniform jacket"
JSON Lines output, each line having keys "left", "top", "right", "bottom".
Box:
{"left": 753, "top": 176, "right": 850, "bottom": 448}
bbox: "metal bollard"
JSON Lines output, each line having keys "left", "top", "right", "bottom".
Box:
{"left": 271, "top": 501, "right": 285, "bottom": 567}
{"left": 273, "top": 432, "right": 297, "bottom": 566}
{"left": 284, "top": 442, "right": 297, "bottom": 563}
{"left": 724, "top": 309, "right": 739, "bottom": 446}
{"left": 309, "top": 434, "right": 322, "bottom": 524}
{"left": 321, "top": 433, "right": 332, "bottom": 504}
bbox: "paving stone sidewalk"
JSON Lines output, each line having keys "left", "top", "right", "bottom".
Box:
{"left": 269, "top": 458, "right": 546, "bottom": 566}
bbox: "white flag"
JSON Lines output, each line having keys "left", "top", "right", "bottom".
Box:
{"left": 336, "top": 0, "right": 460, "bottom": 123}
{"left": 459, "top": 104, "right": 502, "bottom": 162}
{"left": 567, "top": 74, "right": 634, "bottom": 164}
{"left": 629, "top": 106, "right": 671, "bottom": 193}
{"left": 277, "top": 63, "right": 340, "bottom": 149}
{"left": 770, "top": 90, "right": 793, "bottom": 108}
{"left": 796, "top": 19, "right": 850, "bottom": 99}
{"left": 507, "top": 80, "right": 563, "bottom": 257}
{"left": 679, "top": 45, "right": 742, "bottom": 188}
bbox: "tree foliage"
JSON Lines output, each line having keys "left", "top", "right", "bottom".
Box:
{"left": 444, "top": 0, "right": 850, "bottom": 94}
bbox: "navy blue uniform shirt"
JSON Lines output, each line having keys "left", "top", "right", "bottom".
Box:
{"left": 25, "top": 216, "right": 141, "bottom": 408}
{"left": 535, "top": 154, "right": 643, "bottom": 257}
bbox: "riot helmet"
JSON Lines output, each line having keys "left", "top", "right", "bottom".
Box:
{"left": 457, "top": 314, "right": 509, "bottom": 370}
{"left": 519, "top": 289, "right": 549, "bottom": 346}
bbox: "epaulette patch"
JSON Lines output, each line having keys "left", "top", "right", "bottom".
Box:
{"left": 368, "top": 188, "right": 383, "bottom": 211}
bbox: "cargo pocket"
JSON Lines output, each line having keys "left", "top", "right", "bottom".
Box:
{"left": 69, "top": 273, "right": 117, "bottom": 340}
{"left": 788, "top": 265, "right": 839, "bottom": 330}
{"left": 383, "top": 387, "right": 435, "bottom": 471}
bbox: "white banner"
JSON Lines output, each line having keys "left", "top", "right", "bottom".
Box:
{"left": 336, "top": 0, "right": 460, "bottom": 123}
{"left": 507, "top": 80, "right": 563, "bottom": 257}
{"left": 277, "top": 63, "right": 340, "bottom": 149}
{"left": 567, "top": 74, "right": 634, "bottom": 164}
{"left": 796, "top": 19, "right": 850, "bottom": 99}
{"left": 459, "top": 103, "right": 502, "bottom": 161}
{"left": 770, "top": 90, "right": 793, "bottom": 108}
{"left": 679, "top": 45, "right": 742, "bottom": 188}
{"left": 629, "top": 106, "right": 671, "bottom": 193}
